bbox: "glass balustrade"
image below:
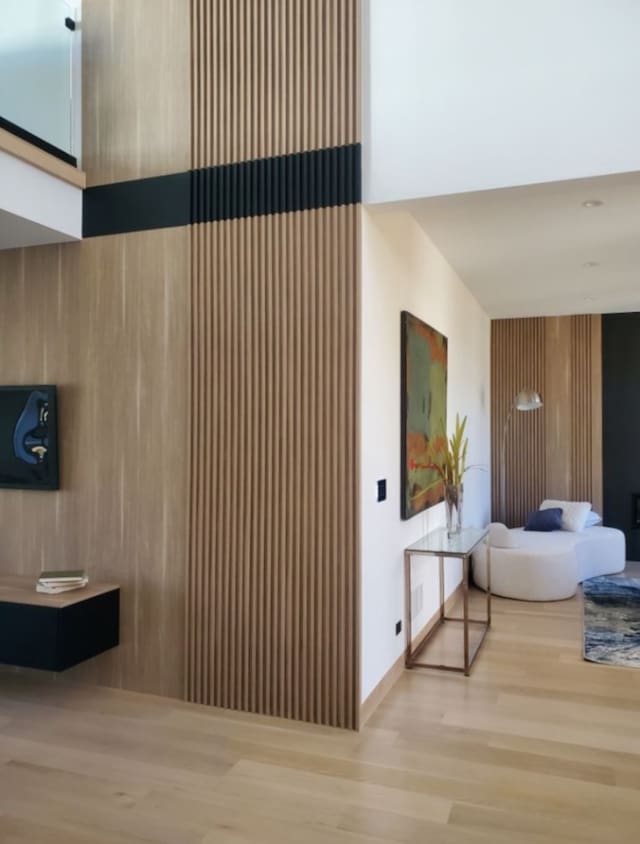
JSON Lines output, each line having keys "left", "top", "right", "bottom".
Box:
{"left": 0, "top": 0, "right": 78, "bottom": 162}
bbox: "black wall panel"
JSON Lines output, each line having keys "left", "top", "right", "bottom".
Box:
{"left": 602, "top": 312, "right": 640, "bottom": 560}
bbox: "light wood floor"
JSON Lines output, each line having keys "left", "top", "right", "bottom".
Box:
{"left": 1, "top": 574, "right": 639, "bottom": 843}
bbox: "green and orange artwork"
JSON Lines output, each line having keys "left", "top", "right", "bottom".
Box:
{"left": 401, "top": 311, "right": 448, "bottom": 519}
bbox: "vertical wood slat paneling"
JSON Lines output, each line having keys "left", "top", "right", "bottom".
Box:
{"left": 188, "top": 0, "right": 361, "bottom": 729}
{"left": 191, "top": 0, "right": 360, "bottom": 168}
{"left": 187, "top": 208, "right": 360, "bottom": 728}
{"left": 491, "top": 318, "right": 546, "bottom": 527}
{"left": 492, "top": 316, "right": 603, "bottom": 528}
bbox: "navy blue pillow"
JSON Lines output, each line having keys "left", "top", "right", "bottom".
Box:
{"left": 524, "top": 507, "right": 563, "bottom": 532}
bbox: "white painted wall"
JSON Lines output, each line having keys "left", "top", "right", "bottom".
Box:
{"left": 364, "top": 0, "right": 640, "bottom": 203}
{"left": 360, "top": 207, "right": 491, "bottom": 703}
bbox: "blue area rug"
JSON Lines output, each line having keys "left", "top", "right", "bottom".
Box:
{"left": 583, "top": 576, "right": 640, "bottom": 668}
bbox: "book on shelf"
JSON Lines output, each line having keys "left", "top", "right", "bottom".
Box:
{"left": 38, "top": 569, "right": 86, "bottom": 585}
{"left": 36, "top": 577, "right": 89, "bottom": 595}
{"left": 37, "top": 569, "right": 89, "bottom": 594}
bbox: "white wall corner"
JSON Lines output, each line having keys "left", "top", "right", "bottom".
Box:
{"left": 359, "top": 206, "right": 491, "bottom": 703}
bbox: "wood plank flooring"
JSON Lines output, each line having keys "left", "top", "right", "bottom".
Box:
{"left": 1, "top": 576, "right": 639, "bottom": 843}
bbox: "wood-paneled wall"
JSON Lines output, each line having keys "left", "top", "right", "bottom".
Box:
{"left": 191, "top": 0, "right": 360, "bottom": 168}
{"left": 187, "top": 0, "right": 361, "bottom": 728}
{"left": 0, "top": 2, "right": 191, "bottom": 695}
{"left": 0, "top": 0, "right": 361, "bottom": 726}
{"left": 491, "top": 315, "right": 602, "bottom": 527}
{"left": 188, "top": 207, "right": 360, "bottom": 727}
{"left": 83, "top": 0, "right": 191, "bottom": 186}
{"left": 0, "top": 230, "right": 189, "bottom": 696}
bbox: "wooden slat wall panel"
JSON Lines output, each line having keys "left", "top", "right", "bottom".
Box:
{"left": 187, "top": 207, "right": 360, "bottom": 728}
{"left": 189, "top": 0, "right": 361, "bottom": 728}
{"left": 491, "top": 319, "right": 546, "bottom": 527}
{"left": 191, "top": 0, "right": 360, "bottom": 167}
{"left": 492, "top": 315, "right": 603, "bottom": 527}
{"left": 545, "top": 317, "right": 572, "bottom": 500}
{"left": 0, "top": 230, "right": 189, "bottom": 696}
{"left": 589, "top": 316, "right": 604, "bottom": 516}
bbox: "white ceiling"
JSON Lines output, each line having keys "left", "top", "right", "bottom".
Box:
{"left": 0, "top": 209, "right": 76, "bottom": 251}
{"left": 404, "top": 171, "right": 640, "bottom": 319}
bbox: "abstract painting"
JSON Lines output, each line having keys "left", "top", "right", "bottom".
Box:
{"left": 401, "top": 311, "right": 448, "bottom": 520}
{"left": 0, "top": 385, "right": 59, "bottom": 490}
{"left": 583, "top": 576, "right": 640, "bottom": 668}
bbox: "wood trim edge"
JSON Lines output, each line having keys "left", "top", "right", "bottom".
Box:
{"left": 0, "top": 127, "right": 86, "bottom": 189}
{"left": 359, "top": 583, "right": 464, "bottom": 727}
{"left": 359, "top": 650, "right": 404, "bottom": 729}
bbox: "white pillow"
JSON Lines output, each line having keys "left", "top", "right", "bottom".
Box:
{"left": 487, "top": 522, "right": 519, "bottom": 548}
{"left": 540, "top": 499, "right": 591, "bottom": 532}
{"left": 585, "top": 510, "right": 602, "bottom": 527}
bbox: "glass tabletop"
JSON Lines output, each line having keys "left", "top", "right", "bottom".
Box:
{"left": 405, "top": 526, "right": 488, "bottom": 556}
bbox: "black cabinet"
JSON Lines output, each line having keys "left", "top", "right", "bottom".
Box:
{"left": 0, "top": 578, "right": 119, "bottom": 671}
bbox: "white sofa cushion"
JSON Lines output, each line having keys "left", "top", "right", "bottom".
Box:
{"left": 488, "top": 522, "right": 519, "bottom": 548}
{"left": 474, "top": 525, "right": 626, "bottom": 601}
{"left": 540, "top": 499, "right": 591, "bottom": 532}
{"left": 573, "top": 526, "right": 626, "bottom": 581}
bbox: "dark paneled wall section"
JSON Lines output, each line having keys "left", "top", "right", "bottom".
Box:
{"left": 602, "top": 313, "right": 640, "bottom": 561}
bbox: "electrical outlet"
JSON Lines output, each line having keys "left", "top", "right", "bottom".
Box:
{"left": 395, "top": 620, "right": 402, "bottom": 636}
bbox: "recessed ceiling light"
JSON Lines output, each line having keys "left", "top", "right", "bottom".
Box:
{"left": 583, "top": 261, "right": 600, "bottom": 268}
{"left": 582, "top": 199, "right": 604, "bottom": 208}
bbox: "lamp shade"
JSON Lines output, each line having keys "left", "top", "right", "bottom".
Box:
{"left": 514, "top": 389, "right": 543, "bottom": 411}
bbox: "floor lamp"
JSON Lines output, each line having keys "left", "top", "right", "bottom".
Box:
{"left": 500, "top": 389, "right": 544, "bottom": 524}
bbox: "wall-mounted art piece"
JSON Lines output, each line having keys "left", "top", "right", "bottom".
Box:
{"left": 401, "top": 312, "right": 448, "bottom": 519}
{"left": 0, "top": 385, "right": 59, "bottom": 490}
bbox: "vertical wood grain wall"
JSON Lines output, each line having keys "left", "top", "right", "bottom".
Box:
{"left": 0, "top": 231, "right": 190, "bottom": 698}
{"left": 82, "top": 0, "right": 191, "bottom": 186}
{"left": 0, "top": 1, "right": 191, "bottom": 697}
{"left": 491, "top": 315, "right": 602, "bottom": 527}
{"left": 191, "top": 0, "right": 360, "bottom": 168}
{"left": 187, "top": 0, "right": 361, "bottom": 728}
{"left": 0, "top": 0, "right": 361, "bottom": 725}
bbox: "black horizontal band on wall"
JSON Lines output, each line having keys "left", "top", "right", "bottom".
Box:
{"left": 83, "top": 172, "right": 192, "bottom": 238}
{"left": 83, "top": 144, "right": 361, "bottom": 238}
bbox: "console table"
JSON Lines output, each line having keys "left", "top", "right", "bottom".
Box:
{"left": 404, "top": 527, "right": 491, "bottom": 675}
{"left": 0, "top": 575, "right": 119, "bottom": 671}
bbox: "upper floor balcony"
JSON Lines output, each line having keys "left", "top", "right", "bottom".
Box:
{"left": 0, "top": 0, "right": 83, "bottom": 250}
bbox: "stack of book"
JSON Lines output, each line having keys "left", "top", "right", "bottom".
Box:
{"left": 37, "top": 570, "right": 89, "bottom": 595}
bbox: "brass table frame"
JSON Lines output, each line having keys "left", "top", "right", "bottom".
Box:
{"left": 404, "top": 528, "right": 491, "bottom": 676}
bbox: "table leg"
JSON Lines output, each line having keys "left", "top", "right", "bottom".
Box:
{"left": 463, "top": 554, "right": 470, "bottom": 675}
{"left": 486, "top": 541, "right": 492, "bottom": 626}
{"left": 439, "top": 556, "right": 445, "bottom": 620}
{"left": 404, "top": 550, "right": 412, "bottom": 666}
